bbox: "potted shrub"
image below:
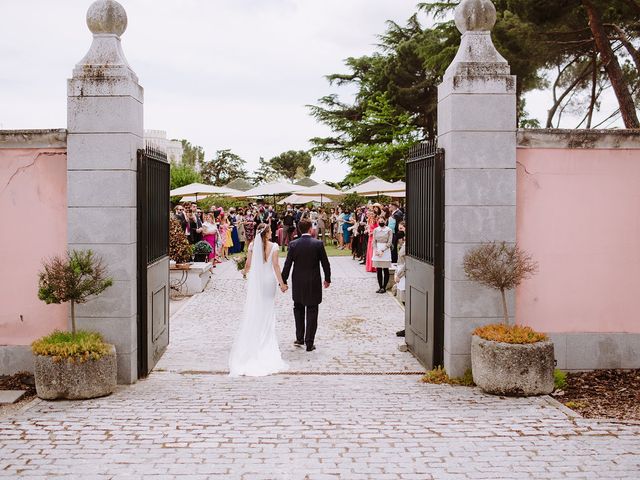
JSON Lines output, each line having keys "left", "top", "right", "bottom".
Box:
{"left": 193, "top": 240, "right": 213, "bottom": 263}
{"left": 169, "top": 218, "right": 192, "bottom": 268}
{"left": 33, "top": 250, "right": 116, "bottom": 400}
{"left": 464, "top": 242, "right": 554, "bottom": 396}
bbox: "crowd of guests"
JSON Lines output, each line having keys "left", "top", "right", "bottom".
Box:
{"left": 171, "top": 201, "right": 406, "bottom": 297}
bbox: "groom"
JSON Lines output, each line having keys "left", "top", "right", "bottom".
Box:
{"left": 281, "top": 218, "right": 331, "bottom": 352}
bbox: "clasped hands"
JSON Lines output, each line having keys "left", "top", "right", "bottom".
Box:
{"left": 280, "top": 283, "right": 288, "bottom": 293}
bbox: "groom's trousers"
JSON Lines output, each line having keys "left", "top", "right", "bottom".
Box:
{"left": 294, "top": 302, "right": 318, "bottom": 346}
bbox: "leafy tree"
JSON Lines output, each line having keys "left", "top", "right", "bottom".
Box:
{"left": 38, "top": 250, "right": 113, "bottom": 336}
{"left": 170, "top": 163, "right": 202, "bottom": 190}
{"left": 252, "top": 156, "right": 281, "bottom": 184}
{"left": 267, "top": 150, "right": 316, "bottom": 181}
{"left": 178, "top": 139, "right": 205, "bottom": 169}
{"left": 200, "top": 149, "right": 249, "bottom": 186}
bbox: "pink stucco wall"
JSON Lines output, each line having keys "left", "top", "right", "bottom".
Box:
{"left": 0, "top": 148, "right": 68, "bottom": 345}
{"left": 516, "top": 147, "right": 640, "bottom": 334}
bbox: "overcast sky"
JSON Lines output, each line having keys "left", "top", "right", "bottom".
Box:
{"left": 0, "top": 1, "right": 622, "bottom": 182}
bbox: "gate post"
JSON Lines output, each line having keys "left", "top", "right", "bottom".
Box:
{"left": 437, "top": 0, "right": 517, "bottom": 377}
{"left": 67, "top": 0, "right": 143, "bottom": 384}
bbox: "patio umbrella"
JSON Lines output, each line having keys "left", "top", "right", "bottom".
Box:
{"left": 293, "top": 182, "right": 344, "bottom": 205}
{"left": 346, "top": 177, "right": 404, "bottom": 196}
{"left": 170, "top": 182, "right": 235, "bottom": 201}
{"left": 236, "top": 181, "right": 308, "bottom": 199}
{"left": 278, "top": 193, "right": 332, "bottom": 205}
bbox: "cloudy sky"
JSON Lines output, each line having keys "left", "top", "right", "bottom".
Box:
{"left": 0, "top": 1, "right": 622, "bottom": 182}
{"left": 0, "top": 0, "right": 423, "bottom": 182}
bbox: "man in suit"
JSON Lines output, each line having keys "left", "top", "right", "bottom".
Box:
{"left": 389, "top": 202, "right": 404, "bottom": 263}
{"left": 188, "top": 203, "right": 203, "bottom": 244}
{"left": 282, "top": 219, "right": 331, "bottom": 352}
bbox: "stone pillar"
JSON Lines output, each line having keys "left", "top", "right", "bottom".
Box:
{"left": 67, "top": 0, "right": 143, "bottom": 384}
{"left": 437, "top": 0, "right": 517, "bottom": 377}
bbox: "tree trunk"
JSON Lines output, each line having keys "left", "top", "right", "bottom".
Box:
{"left": 70, "top": 300, "right": 76, "bottom": 337}
{"left": 587, "top": 52, "right": 598, "bottom": 128}
{"left": 500, "top": 288, "right": 510, "bottom": 325}
{"left": 583, "top": 0, "right": 640, "bottom": 128}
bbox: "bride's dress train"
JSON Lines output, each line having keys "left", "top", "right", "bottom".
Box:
{"left": 228, "top": 235, "right": 288, "bottom": 377}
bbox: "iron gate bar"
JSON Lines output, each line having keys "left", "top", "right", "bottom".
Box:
{"left": 137, "top": 144, "right": 170, "bottom": 378}
{"left": 405, "top": 140, "right": 445, "bottom": 367}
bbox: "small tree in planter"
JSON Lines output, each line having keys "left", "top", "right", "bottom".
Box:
{"left": 32, "top": 250, "right": 117, "bottom": 400}
{"left": 169, "top": 218, "right": 193, "bottom": 265}
{"left": 463, "top": 242, "right": 554, "bottom": 396}
{"left": 463, "top": 241, "right": 537, "bottom": 325}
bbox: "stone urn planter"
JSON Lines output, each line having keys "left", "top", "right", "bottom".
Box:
{"left": 34, "top": 344, "right": 117, "bottom": 400}
{"left": 471, "top": 334, "right": 554, "bottom": 396}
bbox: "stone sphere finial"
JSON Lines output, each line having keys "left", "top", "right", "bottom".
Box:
{"left": 86, "top": 0, "right": 128, "bottom": 36}
{"left": 454, "top": 0, "right": 497, "bottom": 34}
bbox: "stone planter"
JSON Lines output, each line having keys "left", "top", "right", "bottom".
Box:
{"left": 471, "top": 335, "right": 554, "bottom": 396}
{"left": 34, "top": 344, "right": 117, "bottom": 400}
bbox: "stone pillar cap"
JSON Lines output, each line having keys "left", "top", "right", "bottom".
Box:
{"left": 87, "top": 0, "right": 127, "bottom": 37}
{"left": 455, "top": 0, "right": 497, "bottom": 33}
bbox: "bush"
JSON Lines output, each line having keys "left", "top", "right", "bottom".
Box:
{"left": 421, "top": 366, "right": 474, "bottom": 386}
{"left": 169, "top": 218, "right": 193, "bottom": 263}
{"left": 198, "top": 195, "right": 246, "bottom": 212}
{"left": 38, "top": 250, "right": 113, "bottom": 336}
{"left": 193, "top": 241, "right": 212, "bottom": 255}
{"left": 554, "top": 369, "right": 567, "bottom": 390}
{"left": 463, "top": 242, "right": 537, "bottom": 324}
{"left": 473, "top": 324, "right": 547, "bottom": 344}
{"left": 32, "top": 330, "right": 111, "bottom": 362}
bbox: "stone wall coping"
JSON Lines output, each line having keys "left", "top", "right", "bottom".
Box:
{"left": 517, "top": 129, "right": 640, "bottom": 149}
{"left": 0, "top": 129, "right": 67, "bottom": 149}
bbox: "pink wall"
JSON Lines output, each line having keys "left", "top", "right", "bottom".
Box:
{"left": 0, "top": 148, "right": 68, "bottom": 345}
{"left": 516, "top": 147, "right": 640, "bottom": 334}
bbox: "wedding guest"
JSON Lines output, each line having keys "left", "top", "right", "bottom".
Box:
{"left": 268, "top": 206, "right": 279, "bottom": 244}
{"left": 173, "top": 205, "right": 188, "bottom": 231}
{"left": 336, "top": 207, "right": 345, "bottom": 249}
{"left": 372, "top": 217, "right": 393, "bottom": 293}
{"left": 202, "top": 213, "right": 218, "bottom": 265}
{"left": 389, "top": 202, "right": 404, "bottom": 263}
{"left": 229, "top": 208, "right": 242, "bottom": 254}
{"left": 317, "top": 208, "right": 327, "bottom": 244}
{"left": 218, "top": 213, "right": 231, "bottom": 260}
{"left": 395, "top": 227, "right": 407, "bottom": 337}
{"left": 244, "top": 208, "right": 256, "bottom": 245}
{"left": 237, "top": 208, "right": 247, "bottom": 252}
{"left": 282, "top": 206, "right": 295, "bottom": 251}
{"left": 187, "top": 204, "right": 203, "bottom": 244}
{"left": 365, "top": 210, "right": 377, "bottom": 273}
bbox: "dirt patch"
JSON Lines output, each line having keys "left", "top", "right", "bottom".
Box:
{"left": 554, "top": 369, "right": 640, "bottom": 421}
{"left": 0, "top": 372, "right": 37, "bottom": 417}
{"left": 336, "top": 316, "right": 366, "bottom": 336}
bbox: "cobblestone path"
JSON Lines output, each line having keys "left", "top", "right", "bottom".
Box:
{"left": 1, "top": 258, "right": 639, "bottom": 479}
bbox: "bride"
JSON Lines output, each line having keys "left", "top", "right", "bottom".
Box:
{"left": 228, "top": 223, "right": 289, "bottom": 376}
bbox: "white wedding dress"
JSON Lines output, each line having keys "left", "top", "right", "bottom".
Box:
{"left": 228, "top": 234, "right": 289, "bottom": 377}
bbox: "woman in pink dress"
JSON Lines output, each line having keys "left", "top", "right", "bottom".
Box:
{"left": 202, "top": 213, "right": 218, "bottom": 264}
{"left": 365, "top": 210, "right": 377, "bottom": 273}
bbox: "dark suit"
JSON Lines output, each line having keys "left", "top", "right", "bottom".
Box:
{"left": 188, "top": 216, "right": 203, "bottom": 244}
{"left": 282, "top": 235, "right": 331, "bottom": 347}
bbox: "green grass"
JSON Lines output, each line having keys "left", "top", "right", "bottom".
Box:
{"left": 554, "top": 369, "right": 567, "bottom": 390}
{"left": 421, "top": 366, "right": 475, "bottom": 386}
{"left": 31, "top": 330, "right": 111, "bottom": 362}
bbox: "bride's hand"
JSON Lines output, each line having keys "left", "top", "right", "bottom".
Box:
{"left": 280, "top": 284, "right": 288, "bottom": 293}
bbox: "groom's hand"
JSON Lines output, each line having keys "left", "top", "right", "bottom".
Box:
{"left": 280, "top": 284, "right": 288, "bottom": 293}
{"left": 323, "top": 281, "right": 330, "bottom": 289}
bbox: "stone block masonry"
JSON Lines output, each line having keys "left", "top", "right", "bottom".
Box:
{"left": 67, "top": 0, "right": 143, "bottom": 384}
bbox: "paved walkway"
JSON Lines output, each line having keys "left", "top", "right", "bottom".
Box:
{"left": 1, "top": 258, "right": 639, "bottom": 479}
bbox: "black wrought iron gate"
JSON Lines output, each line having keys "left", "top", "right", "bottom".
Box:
{"left": 405, "top": 141, "right": 445, "bottom": 369}
{"left": 137, "top": 145, "right": 170, "bottom": 378}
